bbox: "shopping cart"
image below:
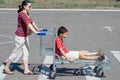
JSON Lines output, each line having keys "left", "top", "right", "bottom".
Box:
{"left": 37, "top": 28, "right": 110, "bottom": 79}
{"left": 37, "top": 28, "right": 57, "bottom": 79}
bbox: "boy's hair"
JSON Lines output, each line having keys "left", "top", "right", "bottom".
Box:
{"left": 57, "top": 26, "right": 68, "bottom": 36}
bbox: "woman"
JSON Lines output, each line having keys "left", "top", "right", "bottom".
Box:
{"left": 4, "top": 0, "right": 40, "bottom": 75}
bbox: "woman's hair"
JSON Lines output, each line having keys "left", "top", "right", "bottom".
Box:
{"left": 17, "top": 0, "right": 31, "bottom": 13}
{"left": 57, "top": 26, "right": 68, "bottom": 36}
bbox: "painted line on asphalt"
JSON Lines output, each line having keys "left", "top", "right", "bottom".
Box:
{"left": 37, "top": 56, "right": 53, "bottom": 80}
{"left": 104, "top": 26, "right": 114, "bottom": 32}
{"left": 111, "top": 51, "right": 120, "bottom": 63}
{"left": 43, "top": 56, "right": 53, "bottom": 66}
{"left": 37, "top": 75, "right": 49, "bottom": 80}
{"left": 0, "top": 35, "right": 14, "bottom": 38}
{"left": 0, "top": 53, "right": 22, "bottom": 80}
{"left": 0, "top": 35, "right": 14, "bottom": 45}
{"left": 85, "top": 76, "right": 101, "bottom": 80}
{"left": 0, "top": 41, "right": 14, "bottom": 45}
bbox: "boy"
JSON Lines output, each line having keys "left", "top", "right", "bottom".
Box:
{"left": 55, "top": 26, "right": 104, "bottom": 62}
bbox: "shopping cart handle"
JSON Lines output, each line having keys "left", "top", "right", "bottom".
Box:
{"left": 42, "top": 29, "right": 48, "bottom": 32}
{"left": 37, "top": 32, "right": 46, "bottom": 35}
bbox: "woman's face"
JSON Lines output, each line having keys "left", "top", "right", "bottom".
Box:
{"left": 24, "top": 3, "right": 32, "bottom": 12}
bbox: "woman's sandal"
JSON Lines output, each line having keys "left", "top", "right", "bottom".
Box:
{"left": 4, "top": 69, "right": 14, "bottom": 75}
{"left": 24, "top": 71, "right": 33, "bottom": 75}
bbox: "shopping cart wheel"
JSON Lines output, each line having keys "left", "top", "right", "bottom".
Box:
{"left": 94, "top": 66, "right": 99, "bottom": 73}
{"left": 49, "top": 71, "right": 56, "bottom": 79}
{"left": 74, "top": 69, "right": 81, "bottom": 75}
{"left": 49, "top": 64, "right": 53, "bottom": 71}
{"left": 96, "top": 68, "right": 104, "bottom": 77}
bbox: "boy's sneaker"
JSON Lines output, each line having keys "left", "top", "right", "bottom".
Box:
{"left": 98, "top": 55, "right": 105, "bottom": 60}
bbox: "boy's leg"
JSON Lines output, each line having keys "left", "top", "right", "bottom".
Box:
{"left": 79, "top": 53, "right": 99, "bottom": 60}
{"left": 78, "top": 52, "right": 104, "bottom": 60}
{"left": 79, "top": 51, "right": 98, "bottom": 56}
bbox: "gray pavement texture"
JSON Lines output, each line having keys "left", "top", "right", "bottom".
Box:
{"left": 0, "top": 10, "right": 120, "bottom": 80}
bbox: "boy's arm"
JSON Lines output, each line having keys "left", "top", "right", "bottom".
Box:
{"left": 59, "top": 48, "right": 74, "bottom": 62}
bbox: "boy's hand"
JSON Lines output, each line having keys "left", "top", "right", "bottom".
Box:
{"left": 67, "top": 58, "right": 74, "bottom": 62}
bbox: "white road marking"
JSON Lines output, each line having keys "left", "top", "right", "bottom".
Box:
{"left": 37, "top": 75, "right": 49, "bottom": 80}
{"left": 81, "top": 13, "right": 90, "bottom": 16}
{"left": 43, "top": 56, "right": 53, "bottom": 65}
{"left": 104, "top": 26, "right": 114, "bottom": 32}
{"left": 0, "top": 35, "right": 14, "bottom": 44}
{"left": 0, "top": 53, "right": 22, "bottom": 80}
{"left": 111, "top": 51, "right": 120, "bottom": 63}
{"left": 85, "top": 76, "right": 101, "bottom": 80}
{"left": 37, "top": 56, "right": 53, "bottom": 80}
{"left": 0, "top": 35, "right": 14, "bottom": 38}
{"left": 0, "top": 41, "right": 14, "bottom": 45}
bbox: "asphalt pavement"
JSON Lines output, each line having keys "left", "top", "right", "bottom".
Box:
{"left": 0, "top": 9, "right": 120, "bottom": 80}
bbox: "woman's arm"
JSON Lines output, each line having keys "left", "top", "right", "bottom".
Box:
{"left": 59, "top": 48, "right": 74, "bottom": 62}
{"left": 31, "top": 21, "right": 40, "bottom": 31}
{"left": 27, "top": 23, "right": 38, "bottom": 34}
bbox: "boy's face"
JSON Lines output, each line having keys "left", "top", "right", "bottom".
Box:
{"left": 60, "top": 32, "right": 68, "bottom": 39}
